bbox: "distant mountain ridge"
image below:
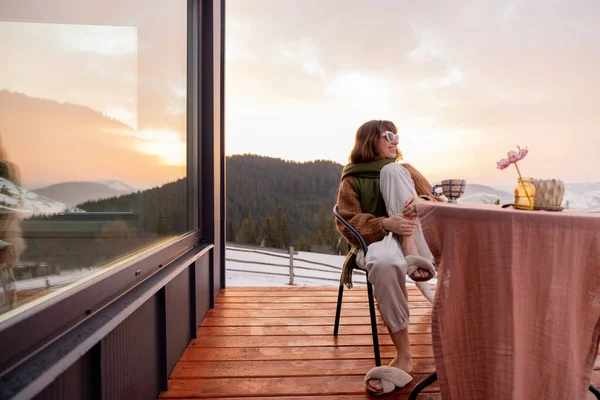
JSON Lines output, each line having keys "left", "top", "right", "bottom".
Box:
{"left": 93, "top": 180, "right": 136, "bottom": 193}
{"left": 0, "top": 90, "right": 182, "bottom": 201}
{"left": 566, "top": 182, "right": 600, "bottom": 193}
{"left": 463, "top": 184, "right": 513, "bottom": 204}
{"left": 32, "top": 180, "right": 137, "bottom": 206}
{"left": 0, "top": 177, "right": 80, "bottom": 214}
{"left": 0, "top": 89, "right": 130, "bottom": 130}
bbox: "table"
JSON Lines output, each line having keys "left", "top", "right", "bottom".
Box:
{"left": 416, "top": 202, "right": 600, "bottom": 400}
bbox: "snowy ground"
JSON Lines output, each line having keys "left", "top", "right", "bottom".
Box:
{"left": 225, "top": 245, "right": 435, "bottom": 288}
{"left": 563, "top": 190, "right": 600, "bottom": 211}
{"left": 4, "top": 246, "right": 359, "bottom": 293}
{"left": 13, "top": 268, "right": 97, "bottom": 291}
{"left": 225, "top": 245, "right": 360, "bottom": 287}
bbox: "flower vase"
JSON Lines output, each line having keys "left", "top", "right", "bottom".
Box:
{"left": 514, "top": 178, "right": 536, "bottom": 210}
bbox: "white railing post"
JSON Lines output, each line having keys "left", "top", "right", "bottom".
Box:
{"left": 288, "top": 246, "right": 294, "bottom": 285}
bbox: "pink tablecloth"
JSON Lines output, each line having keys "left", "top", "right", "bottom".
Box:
{"left": 416, "top": 202, "right": 600, "bottom": 400}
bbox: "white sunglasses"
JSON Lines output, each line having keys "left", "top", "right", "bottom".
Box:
{"left": 380, "top": 131, "right": 399, "bottom": 143}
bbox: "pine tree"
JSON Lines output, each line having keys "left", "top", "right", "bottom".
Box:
{"left": 237, "top": 215, "right": 260, "bottom": 245}
{"left": 260, "top": 216, "right": 280, "bottom": 248}
{"left": 313, "top": 202, "right": 339, "bottom": 251}
{"left": 155, "top": 212, "right": 168, "bottom": 235}
{"left": 294, "top": 235, "right": 311, "bottom": 252}
{"left": 273, "top": 205, "right": 292, "bottom": 249}
{"left": 226, "top": 218, "right": 235, "bottom": 242}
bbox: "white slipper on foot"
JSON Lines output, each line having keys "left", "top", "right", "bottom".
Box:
{"left": 405, "top": 255, "right": 435, "bottom": 282}
{"left": 364, "top": 366, "right": 413, "bottom": 395}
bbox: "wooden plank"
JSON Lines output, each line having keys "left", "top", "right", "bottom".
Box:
{"left": 222, "top": 286, "right": 345, "bottom": 291}
{"left": 200, "top": 315, "right": 430, "bottom": 327}
{"left": 170, "top": 359, "right": 436, "bottom": 379}
{"left": 168, "top": 396, "right": 442, "bottom": 400}
{"left": 221, "top": 286, "right": 434, "bottom": 293}
{"left": 189, "top": 334, "right": 432, "bottom": 348}
{"left": 217, "top": 293, "right": 430, "bottom": 299}
{"left": 197, "top": 324, "right": 431, "bottom": 336}
{"left": 219, "top": 289, "right": 433, "bottom": 297}
{"left": 215, "top": 296, "right": 428, "bottom": 303}
{"left": 179, "top": 345, "right": 433, "bottom": 362}
{"left": 160, "top": 375, "right": 438, "bottom": 398}
{"left": 220, "top": 290, "right": 355, "bottom": 297}
{"left": 167, "top": 396, "right": 441, "bottom": 400}
{"left": 207, "top": 308, "right": 432, "bottom": 318}
{"left": 216, "top": 301, "right": 434, "bottom": 309}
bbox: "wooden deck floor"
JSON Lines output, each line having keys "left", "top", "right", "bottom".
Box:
{"left": 160, "top": 286, "right": 437, "bottom": 399}
{"left": 160, "top": 286, "right": 600, "bottom": 400}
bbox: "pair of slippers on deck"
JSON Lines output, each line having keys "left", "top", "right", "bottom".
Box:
{"left": 364, "top": 366, "right": 413, "bottom": 395}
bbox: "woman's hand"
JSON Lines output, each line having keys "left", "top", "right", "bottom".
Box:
{"left": 382, "top": 215, "right": 417, "bottom": 236}
{"left": 402, "top": 197, "right": 417, "bottom": 219}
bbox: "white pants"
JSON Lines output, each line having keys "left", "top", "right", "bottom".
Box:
{"left": 362, "top": 163, "right": 434, "bottom": 332}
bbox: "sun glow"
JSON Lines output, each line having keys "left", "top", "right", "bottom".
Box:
{"left": 134, "top": 129, "right": 186, "bottom": 167}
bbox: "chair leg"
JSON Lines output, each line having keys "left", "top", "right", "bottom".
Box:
{"left": 590, "top": 384, "right": 600, "bottom": 399}
{"left": 333, "top": 281, "right": 344, "bottom": 336}
{"left": 366, "top": 279, "right": 381, "bottom": 366}
{"left": 408, "top": 372, "right": 438, "bottom": 400}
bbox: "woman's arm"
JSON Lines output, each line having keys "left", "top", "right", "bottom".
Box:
{"left": 336, "top": 177, "right": 388, "bottom": 247}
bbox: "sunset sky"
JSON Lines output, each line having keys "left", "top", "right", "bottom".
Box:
{"left": 0, "top": 0, "right": 598, "bottom": 190}
{"left": 226, "top": 0, "right": 600, "bottom": 189}
{"left": 0, "top": 0, "right": 187, "bottom": 189}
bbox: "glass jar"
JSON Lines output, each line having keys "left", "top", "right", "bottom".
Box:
{"left": 514, "top": 178, "right": 536, "bottom": 210}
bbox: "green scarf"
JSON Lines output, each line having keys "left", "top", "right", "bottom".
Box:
{"left": 340, "top": 158, "right": 394, "bottom": 288}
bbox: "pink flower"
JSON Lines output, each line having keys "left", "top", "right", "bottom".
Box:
{"left": 507, "top": 146, "right": 528, "bottom": 163}
{"left": 497, "top": 146, "right": 528, "bottom": 170}
{"left": 496, "top": 158, "right": 511, "bottom": 170}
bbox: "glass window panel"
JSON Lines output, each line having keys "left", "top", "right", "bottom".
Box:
{"left": 0, "top": 0, "right": 189, "bottom": 319}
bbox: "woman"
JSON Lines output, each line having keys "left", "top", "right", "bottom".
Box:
{"left": 0, "top": 134, "right": 24, "bottom": 309}
{"left": 336, "top": 119, "right": 441, "bottom": 395}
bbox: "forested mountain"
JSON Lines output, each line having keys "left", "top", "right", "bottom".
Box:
{"left": 226, "top": 155, "right": 344, "bottom": 251}
{"left": 21, "top": 155, "right": 348, "bottom": 266}
{"left": 76, "top": 178, "right": 188, "bottom": 233}
{"left": 20, "top": 179, "right": 188, "bottom": 268}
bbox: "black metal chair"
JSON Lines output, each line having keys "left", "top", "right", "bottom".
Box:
{"left": 333, "top": 204, "right": 600, "bottom": 399}
{"left": 591, "top": 384, "right": 600, "bottom": 399}
{"left": 333, "top": 204, "right": 381, "bottom": 366}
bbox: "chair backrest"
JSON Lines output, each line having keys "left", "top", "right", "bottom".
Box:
{"left": 332, "top": 204, "right": 368, "bottom": 256}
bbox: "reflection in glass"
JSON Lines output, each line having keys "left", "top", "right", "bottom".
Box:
{"left": 0, "top": 1, "right": 188, "bottom": 318}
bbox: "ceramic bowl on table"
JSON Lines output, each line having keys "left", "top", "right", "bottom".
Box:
{"left": 432, "top": 179, "right": 467, "bottom": 203}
